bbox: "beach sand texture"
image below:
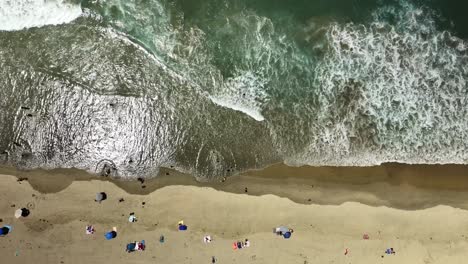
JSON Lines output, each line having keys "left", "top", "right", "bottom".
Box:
{"left": 2, "top": 171, "right": 468, "bottom": 264}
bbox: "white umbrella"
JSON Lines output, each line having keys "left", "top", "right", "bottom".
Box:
{"left": 14, "top": 209, "right": 22, "bottom": 218}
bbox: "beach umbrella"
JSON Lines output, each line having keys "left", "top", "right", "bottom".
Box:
{"left": 0, "top": 226, "right": 12, "bottom": 236}
{"left": 126, "top": 243, "right": 136, "bottom": 252}
{"left": 283, "top": 232, "right": 292, "bottom": 239}
{"left": 14, "top": 208, "right": 30, "bottom": 218}
{"left": 0, "top": 227, "right": 8, "bottom": 235}
{"left": 105, "top": 231, "right": 117, "bottom": 240}
{"left": 14, "top": 209, "right": 22, "bottom": 218}
{"left": 95, "top": 192, "right": 107, "bottom": 202}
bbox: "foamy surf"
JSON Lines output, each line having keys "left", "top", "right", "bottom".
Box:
{"left": 0, "top": 0, "right": 82, "bottom": 31}
{"left": 209, "top": 95, "right": 265, "bottom": 122}
{"left": 208, "top": 71, "right": 267, "bottom": 122}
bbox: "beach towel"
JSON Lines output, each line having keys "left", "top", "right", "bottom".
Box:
{"left": 178, "top": 225, "right": 187, "bottom": 231}
{"left": 86, "top": 225, "right": 95, "bottom": 235}
{"left": 137, "top": 240, "right": 146, "bottom": 251}
{"left": 232, "top": 243, "right": 238, "bottom": 250}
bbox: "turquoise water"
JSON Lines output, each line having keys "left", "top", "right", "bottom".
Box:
{"left": 0, "top": 0, "right": 467, "bottom": 179}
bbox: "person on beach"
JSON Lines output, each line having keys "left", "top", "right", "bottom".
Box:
{"left": 86, "top": 225, "right": 95, "bottom": 235}
{"left": 128, "top": 213, "right": 137, "bottom": 222}
{"left": 385, "top": 248, "right": 396, "bottom": 254}
{"left": 237, "top": 241, "right": 243, "bottom": 249}
{"left": 204, "top": 235, "right": 212, "bottom": 243}
{"left": 275, "top": 226, "right": 289, "bottom": 235}
{"left": 244, "top": 239, "right": 250, "bottom": 247}
{"left": 178, "top": 220, "right": 187, "bottom": 231}
{"left": 126, "top": 240, "right": 146, "bottom": 252}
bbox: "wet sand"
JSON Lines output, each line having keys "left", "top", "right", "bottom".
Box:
{"left": 1, "top": 163, "right": 468, "bottom": 263}
{"left": 2, "top": 163, "right": 468, "bottom": 209}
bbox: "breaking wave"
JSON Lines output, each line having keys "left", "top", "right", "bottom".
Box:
{"left": 0, "top": 0, "right": 82, "bottom": 31}
{"left": 287, "top": 1, "right": 468, "bottom": 166}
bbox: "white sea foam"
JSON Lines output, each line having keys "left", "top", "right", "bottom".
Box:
{"left": 290, "top": 1, "right": 468, "bottom": 166}
{"left": 208, "top": 71, "right": 267, "bottom": 122}
{"left": 0, "top": 0, "right": 82, "bottom": 31}
{"left": 209, "top": 96, "right": 265, "bottom": 121}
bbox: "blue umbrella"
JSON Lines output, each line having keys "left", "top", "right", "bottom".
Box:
{"left": 105, "top": 231, "right": 117, "bottom": 240}
{"left": 0, "top": 225, "right": 12, "bottom": 236}
{"left": 126, "top": 243, "right": 136, "bottom": 252}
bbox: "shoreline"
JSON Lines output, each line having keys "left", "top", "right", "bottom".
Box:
{"left": 2, "top": 162, "right": 468, "bottom": 210}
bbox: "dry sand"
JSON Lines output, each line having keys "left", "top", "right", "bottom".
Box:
{"left": 2, "top": 165, "right": 468, "bottom": 264}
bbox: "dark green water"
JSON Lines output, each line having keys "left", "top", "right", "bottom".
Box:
{"left": 0, "top": 0, "right": 467, "bottom": 180}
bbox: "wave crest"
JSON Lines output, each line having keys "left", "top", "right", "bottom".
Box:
{"left": 0, "top": 0, "right": 81, "bottom": 31}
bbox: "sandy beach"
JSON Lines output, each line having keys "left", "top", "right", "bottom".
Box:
{"left": 1, "top": 164, "right": 468, "bottom": 263}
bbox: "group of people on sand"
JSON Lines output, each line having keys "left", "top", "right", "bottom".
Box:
{"left": 0, "top": 207, "right": 31, "bottom": 236}
{"left": 275, "top": 226, "right": 294, "bottom": 239}
{"left": 2, "top": 189, "right": 398, "bottom": 261}
{"left": 126, "top": 240, "right": 146, "bottom": 253}
{"left": 91, "top": 192, "right": 145, "bottom": 253}
{"left": 233, "top": 239, "right": 250, "bottom": 250}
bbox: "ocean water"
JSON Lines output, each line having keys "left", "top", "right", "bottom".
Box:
{"left": 0, "top": 0, "right": 467, "bottom": 180}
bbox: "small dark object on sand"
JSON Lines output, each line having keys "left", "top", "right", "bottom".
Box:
{"left": 17, "top": 178, "right": 28, "bottom": 182}
{"left": 212, "top": 256, "right": 217, "bottom": 263}
{"left": 142, "top": 202, "right": 146, "bottom": 205}
{"left": 137, "top": 178, "right": 145, "bottom": 184}
{"left": 142, "top": 185, "right": 146, "bottom": 189}
{"left": 245, "top": 187, "right": 248, "bottom": 193}
{"left": 20, "top": 208, "right": 30, "bottom": 217}
{"left": 95, "top": 192, "right": 107, "bottom": 203}
{"left": 11, "top": 204, "right": 15, "bottom": 207}
{"left": 0, "top": 219, "right": 2, "bottom": 222}
{"left": 166, "top": 172, "right": 170, "bottom": 175}
{"left": 119, "top": 198, "right": 125, "bottom": 203}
